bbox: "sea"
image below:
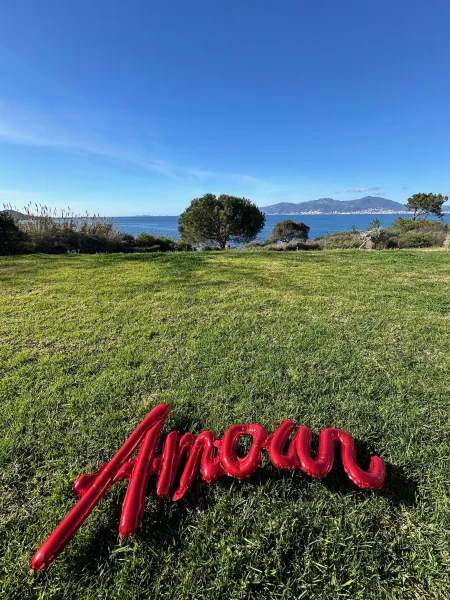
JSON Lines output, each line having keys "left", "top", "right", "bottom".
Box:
{"left": 108, "top": 213, "right": 450, "bottom": 243}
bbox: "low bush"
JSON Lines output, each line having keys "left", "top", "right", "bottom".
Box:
{"left": 0, "top": 212, "right": 29, "bottom": 255}
{"left": 174, "top": 240, "right": 194, "bottom": 251}
{"left": 26, "top": 224, "right": 132, "bottom": 254}
{"left": 1, "top": 205, "right": 195, "bottom": 255}
{"left": 201, "top": 245, "right": 221, "bottom": 251}
{"left": 316, "top": 218, "right": 449, "bottom": 250}
{"left": 389, "top": 217, "right": 448, "bottom": 234}
{"left": 386, "top": 218, "right": 448, "bottom": 249}
{"left": 13, "top": 206, "right": 131, "bottom": 254}
{"left": 135, "top": 232, "right": 193, "bottom": 252}
{"left": 395, "top": 231, "right": 446, "bottom": 249}
{"left": 267, "top": 241, "right": 321, "bottom": 251}
{"left": 317, "top": 231, "right": 361, "bottom": 249}
{"left": 135, "top": 233, "right": 162, "bottom": 247}
{"left": 286, "top": 240, "right": 320, "bottom": 251}
{"left": 268, "top": 219, "right": 310, "bottom": 243}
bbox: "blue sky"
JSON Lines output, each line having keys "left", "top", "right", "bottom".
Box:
{"left": 0, "top": 0, "right": 449, "bottom": 215}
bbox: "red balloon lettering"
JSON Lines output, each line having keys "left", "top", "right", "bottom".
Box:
{"left": 30, "top": 403, "right": 385, "bottom": 570}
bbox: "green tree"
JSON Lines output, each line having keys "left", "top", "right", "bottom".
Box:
{"left": 0, "top": 212, "right": 28, "bottom": 255}
{"left": 269, "top": 219, "right": 310, "bottom": 243}
{"left": 406, "top": 192, "right": 448, "bottom": 220}
{"left": 178, "top": 194, "right": 265, "bottom": 249}
{"left": 368, "top": 218, "right": 381, "bottom": 230}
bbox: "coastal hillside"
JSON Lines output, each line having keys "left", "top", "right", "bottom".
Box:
{"left": 260, "top": 195, "right": 406, "bottom": 214}
{"left": 0, "top": 209, "right": 28, "bottom": 220}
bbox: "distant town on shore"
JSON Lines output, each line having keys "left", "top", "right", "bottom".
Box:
{"left": 260, "top": 195, "right": 450, "bottom": 215}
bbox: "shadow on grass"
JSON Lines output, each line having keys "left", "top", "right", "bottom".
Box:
{"left": 36, "top": 448, "right": 417, "bottom": 583}
{"left": 317, "top": 437, "right": 418, "bottom": 508}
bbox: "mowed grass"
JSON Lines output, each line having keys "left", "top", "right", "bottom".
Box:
{"left": 1, "top": 250, "right": 450, "bottom": 599}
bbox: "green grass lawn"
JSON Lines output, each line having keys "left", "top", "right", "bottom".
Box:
{"left": 1, "top": 250, "right": 450, "bottom": 599}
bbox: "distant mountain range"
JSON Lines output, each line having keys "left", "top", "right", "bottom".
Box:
{"left": 260, "top": 196, "right": 407, "bottom": 215}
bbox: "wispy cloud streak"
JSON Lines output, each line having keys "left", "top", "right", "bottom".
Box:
{"left": 0, "top": 101, "right": 270, "bottom": 188}
{"left": 346, "top": 186, "right": 381, "bottom": 193}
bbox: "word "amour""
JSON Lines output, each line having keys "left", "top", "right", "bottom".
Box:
{"left": 30, "top": 403, "right": 385, "bottom": 570}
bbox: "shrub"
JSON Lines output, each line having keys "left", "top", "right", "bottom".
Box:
{"left": 201, "top": 245, "right": 221, "bottom": 251}
{"left": 423, "top": 231, "right": 448, "bottom": 246}
{"left": 30, "top": 227, "right": 80, "bottom": 254}
{"left": 135, "top": 233, "right": 159, "bottom": 247}
{"left": 174, "top": 240, "right": 194, "bottom": 251}
{"left": 387, "top": 218, "right": 448, "bottom": 249}
{"left": 385, "top": 236, "right": 399, "bottom": 249}
{"left": 286, "top": 241, "right": 320, "bottom": 250}
{"left": 389, "top": 217, "right": 448, "bottom": 234}
{"left": 359, "top": 228, "right": 389, "bottom": 250}
{"left": 27, "top": 223, "right": 131, "bottom": 254}
{"left": 318, "top": 231, "right": 361, "bottom": 249}
{"left": 268, "top": 220, "right": 310, "bottom": 243}
{"left": 235, "top": 242, "right": 265, "bottom": 251}
{"left": 0, "top": 212, "right": 29, "bottom": 255}
{"left": 4, "top": 204, "right": 135, "bottom": 254}
{"left": 396, "top": 232, "right": 446, "bottom": 248}
{"left": 2, "top": 204, "right": 196, "bottom": 255}
{"left": 263, "top": 240, "right": 320, "bottom": 251}
{"left": 135, "top": 233, "right": 178, "bottom": 252}
{"left": 119, "top": 233, "right": 136, "bottom": 247}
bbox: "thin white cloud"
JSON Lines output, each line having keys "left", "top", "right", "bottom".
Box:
{"left": 0, "top": 101, "right": 268, "bottom": 188}
{"left": 230, "top": 174, "right": 272, "bottom": 188}
{"left": 0, "top": 101, "right": 191, "bottom": 180}
{"left": 346, "top": 186, "right": 381, "bottom": 193}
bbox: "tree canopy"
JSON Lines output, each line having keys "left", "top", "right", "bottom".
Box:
{"left": 178, "top": 194, "right": 265, "bottom": 249}
{"left": 406, "top": 193, "right": 448, "bottom": 221}
{"left": 268, "top": 219, "right": 310, "bottom": 243}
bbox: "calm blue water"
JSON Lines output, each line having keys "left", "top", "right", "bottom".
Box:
{"left": 109, "top": 213, "right": 450, "bottom": 243}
